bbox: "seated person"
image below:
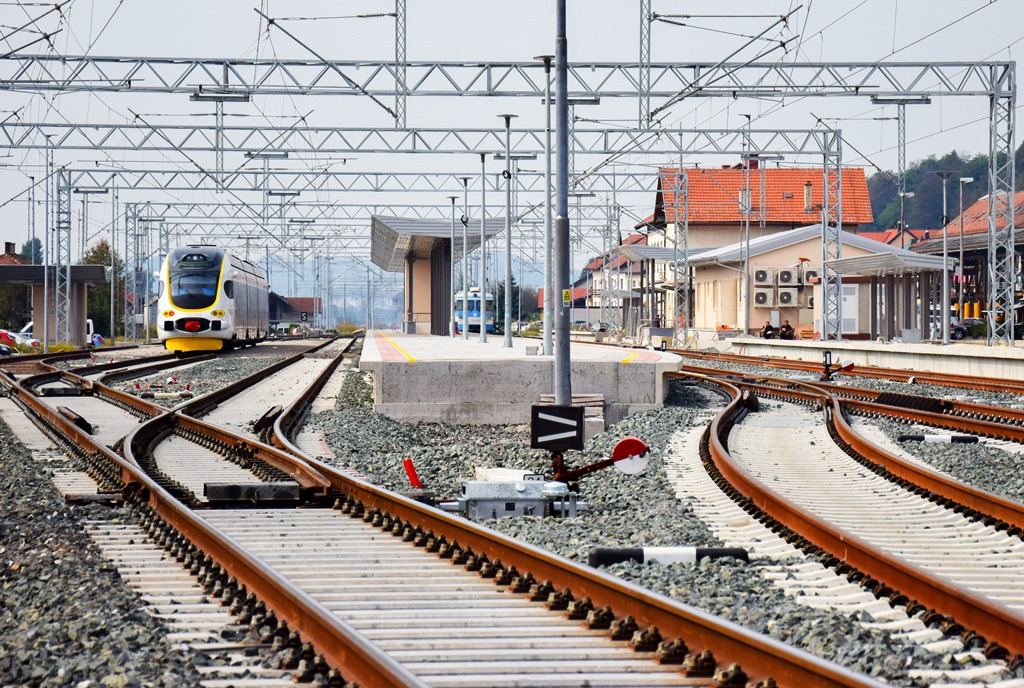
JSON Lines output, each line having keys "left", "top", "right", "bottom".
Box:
{"left": 760, "top": 320, "right": 775, "bottom": 339}
{"left": 778, "top": 320, "right": 795, "bottom": 340}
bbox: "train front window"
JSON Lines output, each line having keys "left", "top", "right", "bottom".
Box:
{"left": 169, "top": 271, "right": 219, "bottom": 309}
{"left": 167, "top": 248, "right": 224, "bottom": 310}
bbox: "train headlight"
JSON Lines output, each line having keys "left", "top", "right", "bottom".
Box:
{"left": 211, "top": 310, "right": 226, "bottom": 317}
{"left": 162, "top": 310, "right": 175, "bottom": 317}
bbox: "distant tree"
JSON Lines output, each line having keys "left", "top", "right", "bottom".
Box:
{"left": 21, "top": 237, "right": 42, "bottom": 263}
{"left": 861, "top": 142, "right": 1022, "bottom": 232}
{"left": 81, "top": 239, "right": 124, "bottom": 339}
{"left": 493, "top": 272, "right": 520, "bottom": 328}
{"left": 0, "top": 283, "right": 30, "bottom": 329}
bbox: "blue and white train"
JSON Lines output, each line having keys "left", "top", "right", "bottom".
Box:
{"left": 454, "top": 288, "right": 495, "bottom": 333}
{"left": 157, "top": 245, "right": 269, "bottom": 352}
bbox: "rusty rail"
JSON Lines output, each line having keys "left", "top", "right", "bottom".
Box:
{"left": 688, "top": 371, "right": 1024, "bottom": 657}
{"left": 676, "top": 349, "right": 1024, "bottom": 394}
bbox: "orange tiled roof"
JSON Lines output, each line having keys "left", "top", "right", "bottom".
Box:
{"left": 945, "top": 191, "right": 1024, "bottom": 237}
{"left": 858, "top": 229, "right": 930, "bottom": 245}
{"left": 655, "top": 166, "right": 873, "bottom": 225}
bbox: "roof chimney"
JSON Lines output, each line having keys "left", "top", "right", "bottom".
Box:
{"left": 803, "top": 182, "right": 813, "bottom": 213}
{"left": 4, "top": 242, "right": 15, "bottom": 256}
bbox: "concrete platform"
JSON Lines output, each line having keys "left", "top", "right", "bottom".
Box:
{"left": 727, "top": 336, "right": 1024, "bottom": 378}
{"left": 360, "top": 331, "right": 681, "bottom": 425}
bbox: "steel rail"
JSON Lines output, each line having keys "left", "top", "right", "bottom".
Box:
{"left": 688, "top": 371, "right": 1024, "bottom": 658}
{"left": 175, "top": 337, "right": 337, "bottom": 419}
{"left": 676, "top": 350, "right": 1024, "bottom": 394}
{"left": 704, "top": 372, "right": 1024, "bottom": 533}
{"left": 676, "top": 365, "right": 1024, "bottom": 444}
{"left": 270, "top": 338, "right": 360, "bottom": 454}
{"left": 2, "top": 338, "right": 422, "bottom": 686}
{"left": 271, "top": 450, "right": 882, "bottom": 683}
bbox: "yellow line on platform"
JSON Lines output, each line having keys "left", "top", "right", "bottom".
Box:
{"left": 381, "top": 334, "right": 417, "bottom": 362}
{"left": 620, "top": 352, "right": 638, "bottom": 365}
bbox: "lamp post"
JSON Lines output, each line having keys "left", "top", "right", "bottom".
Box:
{"left": 448, "top": 195, "right": 458, "bottom": 337}
{"left": 937, "top": 172, "right": 958, "bottom": 344}
{"left": 535, "top": 55, "right": 554, "bottom": 357}
{"left": 957, "top": 176, "right": 975, "bottom": 323}
{"left": 935, "top": 171, "right": 954, "bottom": 344}
{"left": 478, "top": 152, "right": 488, "bottom": 344}
{"left": 499, "top": 114, "right": 517, "bottom": 348}
{"left": 459, "top": 176, "right": 471, "bottom": 341}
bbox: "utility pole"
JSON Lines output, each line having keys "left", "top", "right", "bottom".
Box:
{"left": 936, "top": 171, "right": 954, "bottom": 344}
{"left": 554, "top": 0, "right": 572, "bottom": 405}
{"left": 478, "top": 152, "right": 488, "bottom": 344}
{"left": 460, "top": 176, "right": 471, "bottom": 341}
{"left": 500, "top": 114, "right": 516, "bottom": 347}
{"left": 536, "top": 55, "right": 554, "bottom": 357}
{"left": 448, "top": 195, "right": 458, "bottom": 337}
{"left": 957, "top": 176, "right": 975, "bottom": 322}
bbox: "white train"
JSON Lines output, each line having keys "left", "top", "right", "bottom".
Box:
{"left": 454, "top": 288, "right": 495, "bottom": 333}
{"left": 157, "top": 245, "right": 269, "bottom": 352}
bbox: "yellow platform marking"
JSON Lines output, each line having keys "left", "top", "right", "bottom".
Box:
{"left": 620, "top": 352, "right": 638, "bottom": 365}
{"left": 381, "top": 333, "right": 417, "bottom": 362}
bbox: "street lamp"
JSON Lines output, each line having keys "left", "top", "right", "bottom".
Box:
{"left": 499, "top": 114, "right": 517, "bottom": 348}
{"left": 478, "top": 152, "right": 488, "bottom": 344}
{"left": 958, "top": 176, "right": 975, "bottom": 322}
{"left": 448, "top": 195, "right": 458, "bottom": 337}
{"left": 459, "top": 176, "right": 471, "bottom": 341}
{"left": 935, "top": 171, "right": 955, "bottom": 343}
{"left": 535, "top": 54, "right": 555, "bottom": 357}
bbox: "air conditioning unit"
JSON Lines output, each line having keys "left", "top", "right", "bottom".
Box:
{"left": 753, "top": 287, "right": 775, "bottom": 307}
{"left": 753, "top": 267, "right": 774, "bottom": 286}
{"left": 777, "top": 287, "right": 799, "bottom": 306}
{"left": 777, "top": 268, "right": 799, "bottom": 286}
{"left": 802, "top": 267, "right": 820, "bottom": 283}
{"left": 805, "top": 294, "right": 815, "bottom": 309}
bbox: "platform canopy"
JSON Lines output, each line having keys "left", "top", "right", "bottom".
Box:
{"left": 370, "top": 215, "right": 505, "bottom": 272}
{"left": 826, "top": 252, "right": 945, "bottom": 276}
{"left": 612, "top": 244, "right": 715, "bottom": 264}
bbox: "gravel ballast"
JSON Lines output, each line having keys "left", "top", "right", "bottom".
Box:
{"left": 309, "top": 364, "right": 1024, "bottom": 685}
{"left": 4, "top": 340, "right": 1020, "bottom": 685}
{"left": 0, "top": 419, "right": 205, "bottom": 687}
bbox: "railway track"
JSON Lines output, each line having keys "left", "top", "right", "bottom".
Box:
{"left": 0, "top": 336, "right": 889, "bottom": 687}
{"left": 675, "top": 349, "right": 1024, "bottom": 394}
{"left": 683, "top": 371, "right": 1024, "bottom": 668}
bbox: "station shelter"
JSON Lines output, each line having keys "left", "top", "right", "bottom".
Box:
{"left": 614, "top": 224, "right": 944, "bottom": 344}
{"left": 0, "top": 261, "right": 107, "bottom": 347}
{"left": 908, "top": 190, "right": 1024, "bottom": 327}
{"left": 370, "top": 215, "right": 503, "bottom": 334}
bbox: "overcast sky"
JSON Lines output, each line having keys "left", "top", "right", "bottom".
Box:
{"left": 0, "top": 0, "right": 1021, "bottom": 282}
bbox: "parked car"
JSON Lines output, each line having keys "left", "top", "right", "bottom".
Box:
{"left": 0, "top": 343, "right": 12, "bottom": 356}
{"left": 0, "top": 330, "right": 16, "bottom": 348}
{"left": 7, "top": 330, "right": 40, "bottom": 349}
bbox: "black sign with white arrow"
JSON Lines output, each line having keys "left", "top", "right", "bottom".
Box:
{"left": 530, "top": 405, "right": 585, "bottom": 451}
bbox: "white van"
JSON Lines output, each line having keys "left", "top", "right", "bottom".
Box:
{"left": 20, "top": 319, "right": 100, "bottom": 345}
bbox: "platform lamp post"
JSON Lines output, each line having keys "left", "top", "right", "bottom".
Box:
{"left": 499, "top": 114, "right": 517, "bottom": 348}
{"left": 935, "top": 171, "right": 955, "bottom": 344}
{"left": 459, "top": 176, "right": 471, "bottom": 341}
{"left": 448, "top": 195, "right": 458, "bottom": 337}
{"left": 478, "top": 152, "right": 488, "bottom": 344}
{"left": 957, "top": 176, "right": 974, "bottom": 324}
{"left": 535, "top": 54, "right": 555, "bottom": 357}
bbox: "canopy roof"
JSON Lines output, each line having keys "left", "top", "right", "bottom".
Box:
{"left": 826, "top": 252, "right": 944, "bottom": 276}
{"left": 370, "top": 215, "right": 504, "bottom": 272}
